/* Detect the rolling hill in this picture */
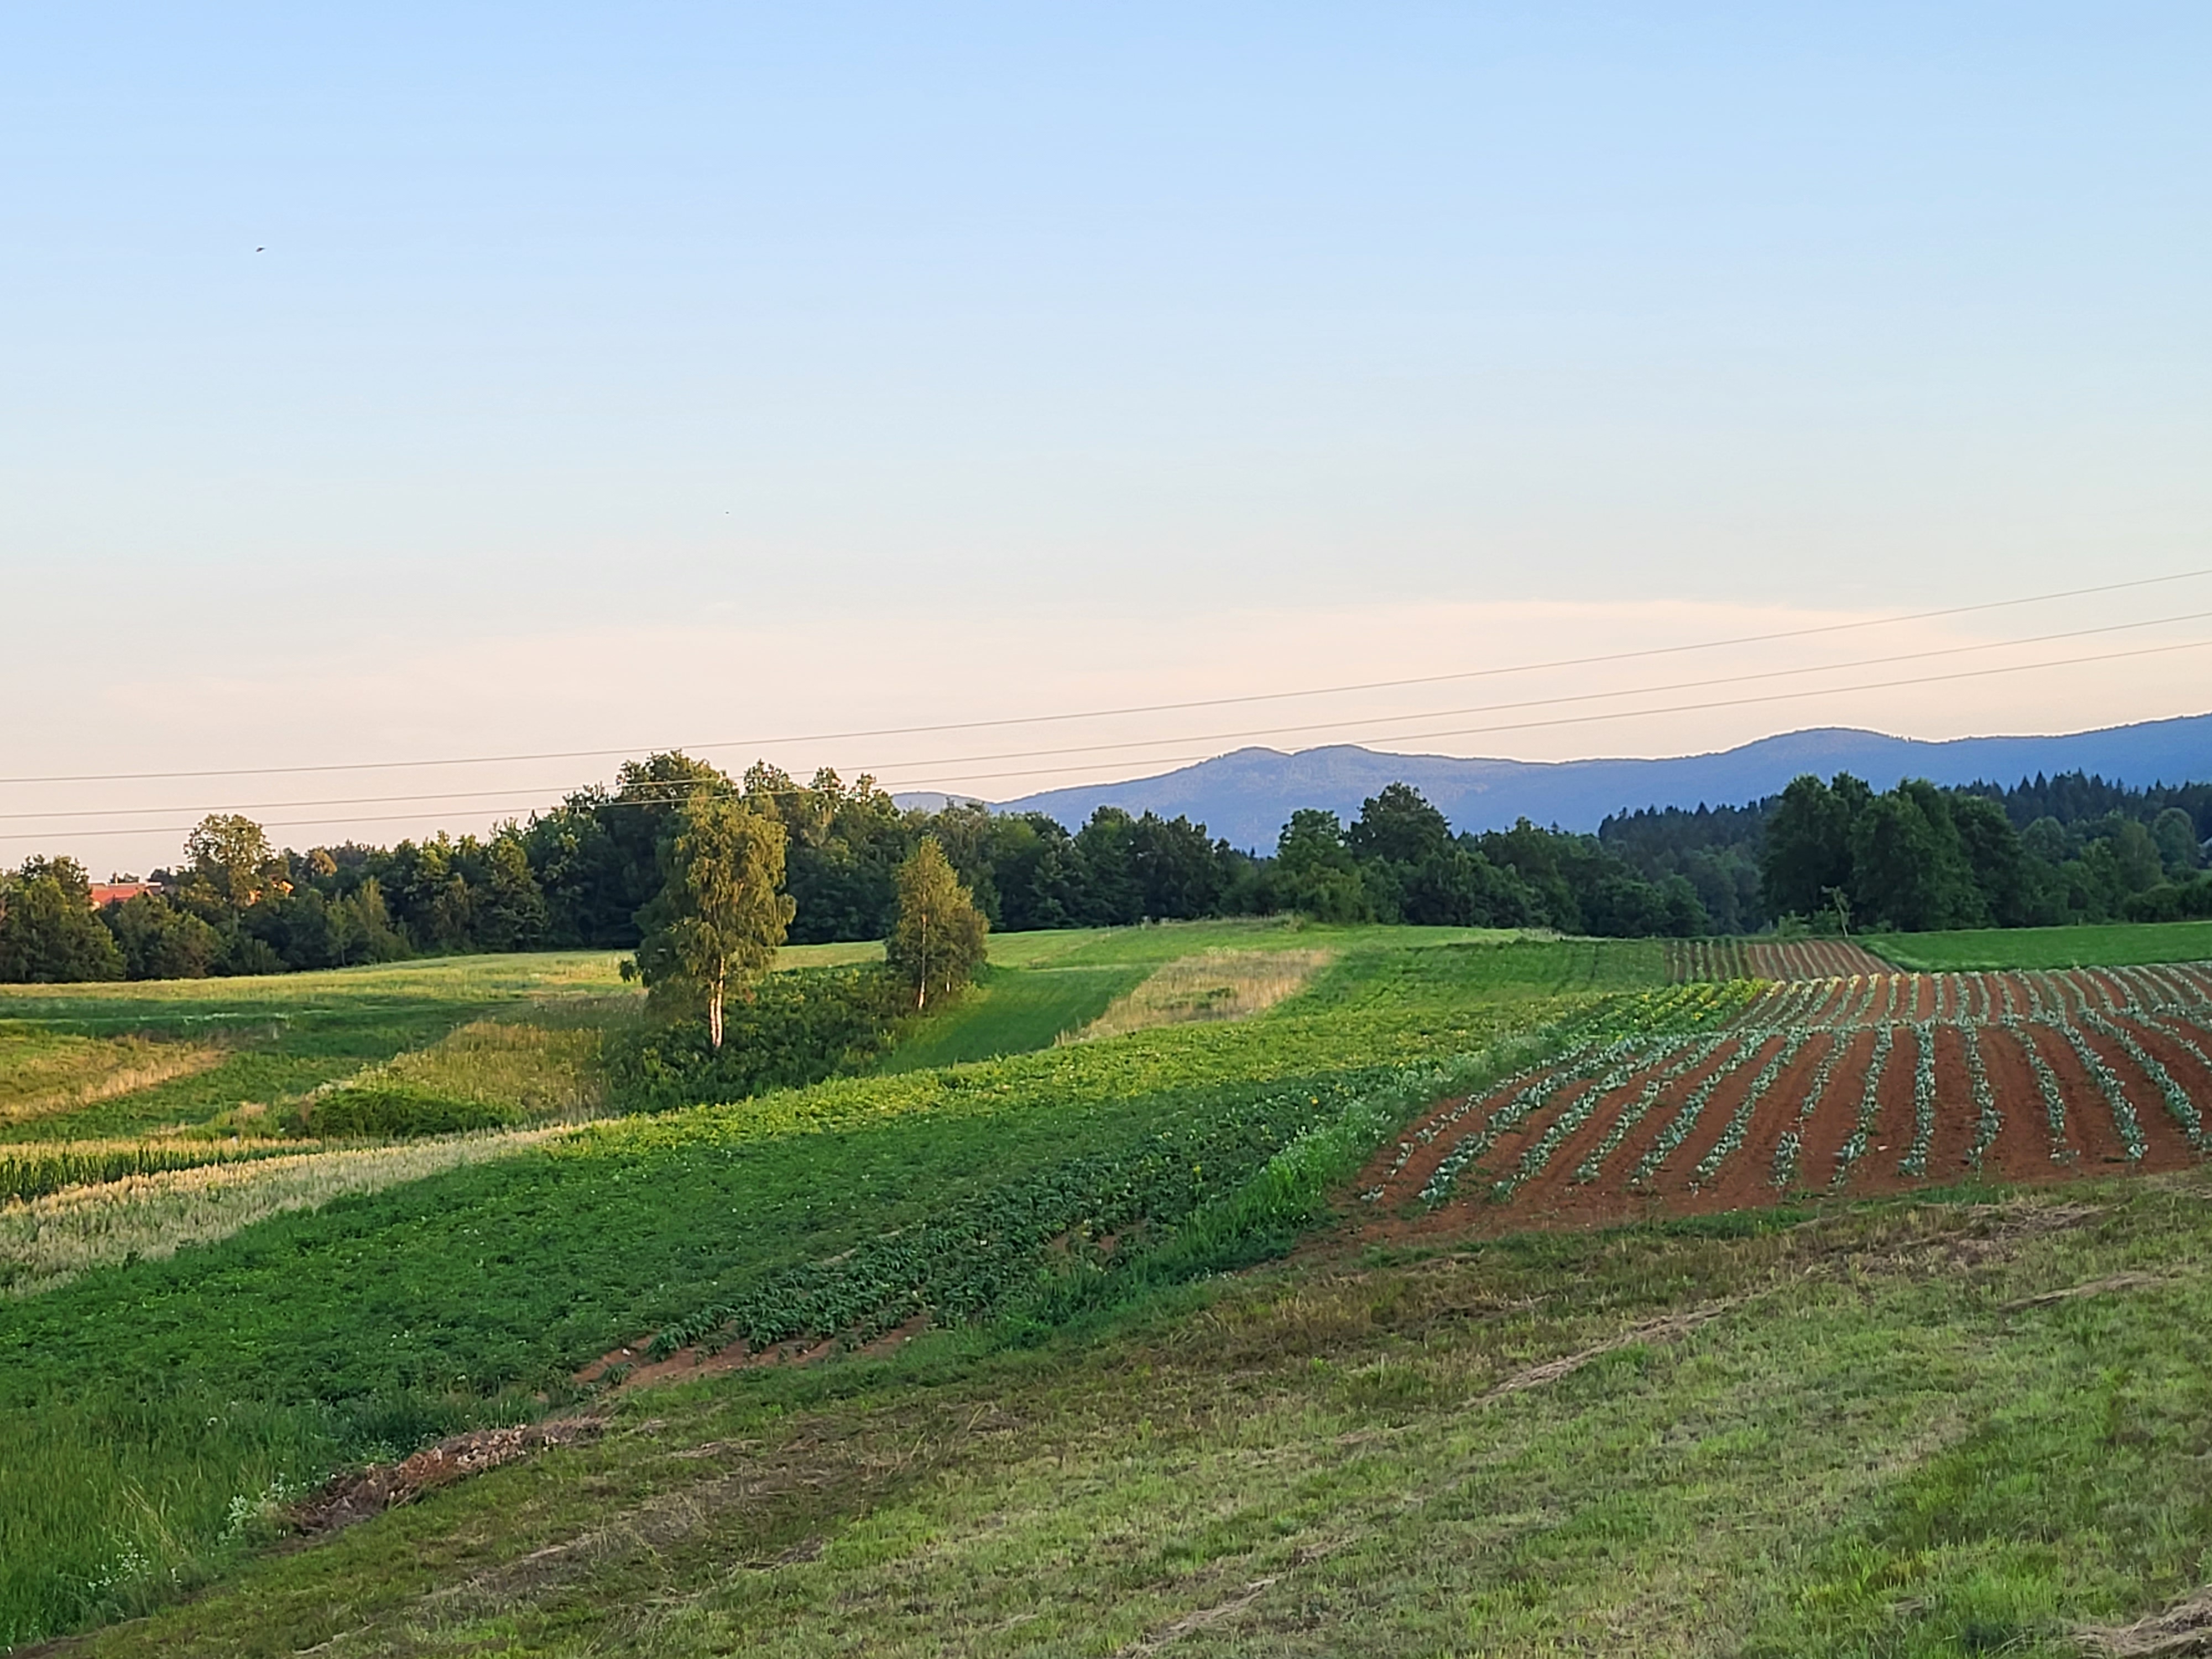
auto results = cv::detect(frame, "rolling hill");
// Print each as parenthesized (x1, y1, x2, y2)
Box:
(971, 711, 2212, 848)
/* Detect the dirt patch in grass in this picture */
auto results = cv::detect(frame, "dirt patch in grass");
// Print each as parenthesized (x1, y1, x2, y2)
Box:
(2076, 1583, 2212, 1656)
(290, 1417, 605, 1536)
(1117, 1577, 1281, 1655)
(1999, 1271, 2178, 1311)
(1483, 1301, 1736, 1399)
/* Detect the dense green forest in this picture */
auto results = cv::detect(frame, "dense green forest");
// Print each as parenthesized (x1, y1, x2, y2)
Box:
(3, 757, 2208, 983)
(1602, 770, 2212, 933)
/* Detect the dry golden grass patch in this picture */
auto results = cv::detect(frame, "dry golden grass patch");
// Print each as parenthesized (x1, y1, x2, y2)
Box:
(1070, 948, 1335, 1042)
(340, 1019, 608, 1120)
(0, 1126, 571, 1296)
(0, 1029, 224, 1126)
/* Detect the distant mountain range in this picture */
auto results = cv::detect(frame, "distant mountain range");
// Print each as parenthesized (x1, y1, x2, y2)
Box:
(895, 712, 2212, 849)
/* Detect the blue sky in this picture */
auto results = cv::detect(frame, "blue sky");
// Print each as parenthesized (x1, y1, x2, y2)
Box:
(4, 5, 2209, 864)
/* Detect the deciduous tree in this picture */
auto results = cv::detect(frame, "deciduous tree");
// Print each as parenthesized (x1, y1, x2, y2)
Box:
(632, 796, 796, 1048)
(184, 815, 285, 910)
(886, 837, 988, 1010)
(0, 858, 123, 983)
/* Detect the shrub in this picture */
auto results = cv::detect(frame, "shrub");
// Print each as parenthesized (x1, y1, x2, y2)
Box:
(604, 964, 905, 1111)
(2123, 873, 2212, 922)
(295, 1085, 514, 1138)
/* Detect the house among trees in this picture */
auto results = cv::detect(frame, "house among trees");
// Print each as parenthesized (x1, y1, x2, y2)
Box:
(86, 880, 160, 908)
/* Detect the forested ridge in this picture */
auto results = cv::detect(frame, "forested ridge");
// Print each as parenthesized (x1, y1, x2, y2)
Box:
(2, 756, 2209, 982)
(1601, 769, 2212, 933)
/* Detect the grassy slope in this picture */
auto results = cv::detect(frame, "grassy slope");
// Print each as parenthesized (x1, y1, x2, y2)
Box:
(0, 935, 1618, 1647)
(0, 954, 637, 1142)
(872, 964, 1147, 1072)
(53, 1172, 2212, 1659)
(988, 917, 1521, 968)
(1869, 919, 2212, 972)
(0, 929, 1531, 1141)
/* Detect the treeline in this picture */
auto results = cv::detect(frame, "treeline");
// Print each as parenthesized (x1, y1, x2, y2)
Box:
(0, 754, 1706, 982)
(1603, 769, 2212, 932)
(11, 754, 2205, 984)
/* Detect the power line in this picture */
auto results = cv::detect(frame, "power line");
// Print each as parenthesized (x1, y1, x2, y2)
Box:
(875, 635, 2212, 792)
(8, 634, 2209, 843)
(4, 565, 2208, 789)
(8, 604, 2212, 825)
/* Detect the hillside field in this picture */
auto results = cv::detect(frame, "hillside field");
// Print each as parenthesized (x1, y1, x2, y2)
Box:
(1378, 964, 2212, 1239)
(1, 919, 2209, 1655)
(0, 926, 1590, 1648)
(1870, 919, 2212, 972)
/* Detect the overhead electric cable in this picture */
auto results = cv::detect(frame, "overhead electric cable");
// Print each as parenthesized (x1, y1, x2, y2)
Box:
(3, 565, 2208, 787)
(10, 633, 2210, 843)
(869, 635, 2212, 792)
(10, 603, 2212, 825)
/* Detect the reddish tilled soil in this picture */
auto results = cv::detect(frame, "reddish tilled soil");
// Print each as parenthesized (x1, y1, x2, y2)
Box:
(1672, 938, 1893, 983)
(1922, 1023, 1981, 1179)
(2115, 1014, 2212, 1112)
(2020, 1023, 2135, 1168)
(1676, 1030, 1836, 1215)
(1974, 1025, 2072, 1177)
(1369, 965, 2212, 1241)
(1840, 1022, 1922, 1198)
(1641, 1032, 1790, 1199)
(2072, 1023, 2197, 1165)
(1496, 1040, 1754, 1232)
(1792, 1026, 1876, 1189)
(291, 1418, 603, 1536)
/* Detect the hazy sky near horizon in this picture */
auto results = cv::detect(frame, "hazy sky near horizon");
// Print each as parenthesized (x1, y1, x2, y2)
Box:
(5, 4, 2210, 868)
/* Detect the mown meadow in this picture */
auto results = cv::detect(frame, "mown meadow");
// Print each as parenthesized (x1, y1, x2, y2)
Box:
(0, 953, 635, 1144)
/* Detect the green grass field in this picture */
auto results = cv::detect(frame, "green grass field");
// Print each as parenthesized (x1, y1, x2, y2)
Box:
(984, 916, 1520, 969)
(870, 963, 1147, 1071)
(0, 954, 637, 1143)
(1869, 918, 2212, 972)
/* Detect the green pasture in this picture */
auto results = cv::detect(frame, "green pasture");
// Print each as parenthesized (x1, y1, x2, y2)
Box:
(871, 963, 1146, 1072)
(770, 939, 888, 970)
(1869, 918, 2212, 972)
(0, 935, 1616, 1647)
(0, 955, 637, 1144)
(0, 928, 1536, 1145)
(985, 916, 1520, 968)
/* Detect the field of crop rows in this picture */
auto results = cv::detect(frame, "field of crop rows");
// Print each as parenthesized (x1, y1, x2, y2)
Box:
(1667, 937, 1895, 983)
(1366, 963, 2212, 1232)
